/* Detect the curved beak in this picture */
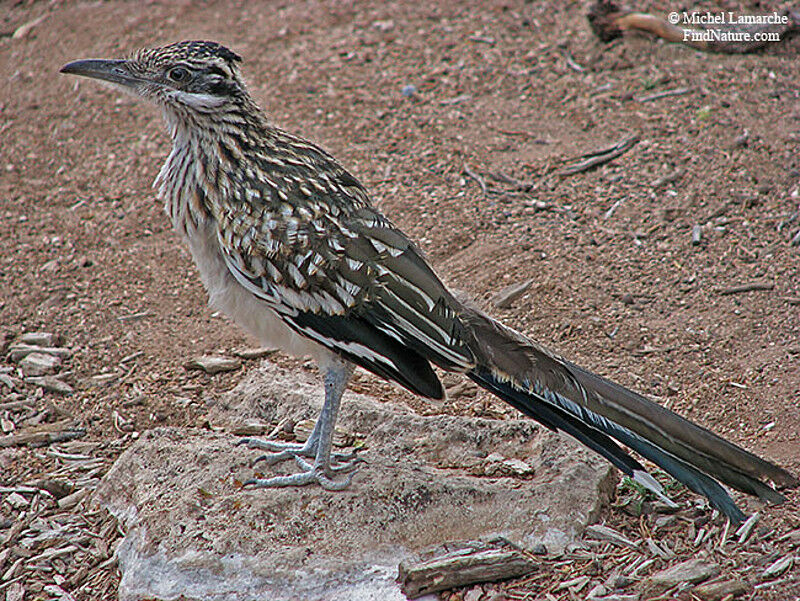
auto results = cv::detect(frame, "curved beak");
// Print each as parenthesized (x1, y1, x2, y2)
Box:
(60, 59, 140, 88)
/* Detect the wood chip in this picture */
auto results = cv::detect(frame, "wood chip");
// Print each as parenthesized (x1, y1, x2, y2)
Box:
(25, 376, 74, 395)
(693, 578, 751, 600)
(645, 559, 719, 590)
(397, 539, 538, 597)
(232, 347, 278, 360)
(184, 356, 241, 374)
(762, 555, 794, 579)
(8, 344, 71, 362)
(735, 512, 759, 544)
(18, 353, 61, 376)
(19, 332, 59, 347)
(585, 524, 640, 550)
(491, 279, 534, 309)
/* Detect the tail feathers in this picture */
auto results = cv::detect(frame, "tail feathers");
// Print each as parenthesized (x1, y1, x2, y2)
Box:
(461, 308, 798, 524)
(470, 368, 746, 523)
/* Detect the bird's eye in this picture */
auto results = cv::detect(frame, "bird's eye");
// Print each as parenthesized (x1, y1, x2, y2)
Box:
(167, 67, 190, 82)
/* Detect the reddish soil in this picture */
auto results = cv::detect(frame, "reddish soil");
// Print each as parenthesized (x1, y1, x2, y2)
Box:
(1, 1, 798, 600)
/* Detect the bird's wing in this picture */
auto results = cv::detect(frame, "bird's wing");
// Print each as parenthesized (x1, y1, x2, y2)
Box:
(213, 159, 475, 398)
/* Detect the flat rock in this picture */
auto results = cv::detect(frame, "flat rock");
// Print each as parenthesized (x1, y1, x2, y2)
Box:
(95, 361, 615, 601)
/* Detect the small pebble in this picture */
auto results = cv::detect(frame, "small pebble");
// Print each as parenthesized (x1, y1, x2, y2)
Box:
(401, 84, 416, 97)
(691, 224, 702, 245)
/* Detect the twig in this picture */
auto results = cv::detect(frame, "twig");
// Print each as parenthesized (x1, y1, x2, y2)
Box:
(558, 134, 639, 176)
(718, 281, 774, 295)
(557, 46, 586, 72)
(488, 125, 552, 144)
(636, 87, 692, 103)
(463, 163, 487, 197)
(116, 311, 153, 322)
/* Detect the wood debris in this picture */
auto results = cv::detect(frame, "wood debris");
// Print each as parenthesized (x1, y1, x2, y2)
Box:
(557, 135, 639, 176)
(398, 539, 538, 597)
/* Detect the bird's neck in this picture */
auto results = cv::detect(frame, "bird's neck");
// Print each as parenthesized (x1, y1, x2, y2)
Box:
(154, 101, 268, 238)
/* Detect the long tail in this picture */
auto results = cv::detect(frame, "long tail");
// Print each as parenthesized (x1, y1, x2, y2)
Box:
(461, 308, 798, 524)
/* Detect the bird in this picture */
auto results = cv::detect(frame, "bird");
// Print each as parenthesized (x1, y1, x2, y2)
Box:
(61, 40, 797, 524)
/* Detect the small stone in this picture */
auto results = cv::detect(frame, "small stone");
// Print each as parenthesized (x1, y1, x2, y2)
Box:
(587, 583, 607, 598)
(646, 559, 719, 590)
(5, 492, 29, 509)
(372, 19, 395, 32)
(691, 225, 702, 246)
(19, 332, 59, 347)
(19, 352, 61, 376)
(184, 356, 241, 375)
(483, 453, 535, 478)
(401, 84, 417, 97)
(620, 293, 635, 306)
(762, 555, 794, 579)
(694, 578, 750, 600)
(464, 588, 483, 601)
(25, 375, 74, 395)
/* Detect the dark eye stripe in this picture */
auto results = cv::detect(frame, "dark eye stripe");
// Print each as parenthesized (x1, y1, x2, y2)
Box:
(206, 65, 227, 77)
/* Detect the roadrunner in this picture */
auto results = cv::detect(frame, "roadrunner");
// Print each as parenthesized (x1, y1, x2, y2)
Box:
(62, 41, 796, 523)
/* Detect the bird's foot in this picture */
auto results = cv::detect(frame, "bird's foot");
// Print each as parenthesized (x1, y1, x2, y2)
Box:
(244, 465, 354, 491)
(237, 437, 359, 472)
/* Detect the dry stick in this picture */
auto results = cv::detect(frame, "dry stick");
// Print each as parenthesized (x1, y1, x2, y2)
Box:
(588, 0, 800, 54)
(558, 134, 639, 176)
(718, 281, 775, 295)
(636, 87, 692, 103)
(463, 163, 488, 197)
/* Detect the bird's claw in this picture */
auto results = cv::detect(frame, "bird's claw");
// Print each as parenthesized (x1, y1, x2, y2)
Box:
(244, 467, 354, 491)
(238, 437, 362, 488)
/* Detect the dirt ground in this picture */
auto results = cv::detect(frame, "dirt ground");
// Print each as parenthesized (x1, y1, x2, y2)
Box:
(1, 0, 799, 599)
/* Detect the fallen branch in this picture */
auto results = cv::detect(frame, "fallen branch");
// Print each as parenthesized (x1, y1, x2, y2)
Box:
(558, 134, 639, 176)
(588, 0, 800, 54)
(397, 539, 538, 598)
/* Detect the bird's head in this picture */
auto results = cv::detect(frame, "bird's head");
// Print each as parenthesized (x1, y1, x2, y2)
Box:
(61, 41, 249, 116)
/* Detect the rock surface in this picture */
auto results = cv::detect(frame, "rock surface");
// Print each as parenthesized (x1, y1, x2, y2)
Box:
(94, 361, 615, 601)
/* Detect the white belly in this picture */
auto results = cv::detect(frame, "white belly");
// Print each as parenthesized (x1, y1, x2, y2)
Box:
(182, 220, 334, 366)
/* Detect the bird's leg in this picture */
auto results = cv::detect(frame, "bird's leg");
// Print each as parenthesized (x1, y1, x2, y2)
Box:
(243, 362, 359, 490)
